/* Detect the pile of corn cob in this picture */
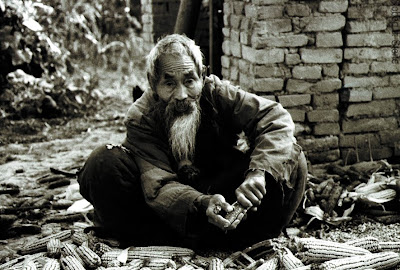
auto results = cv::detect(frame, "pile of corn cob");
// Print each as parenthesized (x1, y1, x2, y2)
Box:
(1, 227, 400, 270)
(303, 162, 400, 226)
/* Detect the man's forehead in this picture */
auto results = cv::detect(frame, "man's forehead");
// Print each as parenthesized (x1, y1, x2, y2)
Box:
(159, 54, 196, 75)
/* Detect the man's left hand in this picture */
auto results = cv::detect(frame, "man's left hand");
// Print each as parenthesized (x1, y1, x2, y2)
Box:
(235, 170, 266, 211)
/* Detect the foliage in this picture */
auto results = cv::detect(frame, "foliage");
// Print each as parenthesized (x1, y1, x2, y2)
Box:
(0, 0, 144, 120)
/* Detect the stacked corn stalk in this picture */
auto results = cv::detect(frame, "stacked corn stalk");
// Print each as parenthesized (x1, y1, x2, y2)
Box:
(303, 161, 400, 226)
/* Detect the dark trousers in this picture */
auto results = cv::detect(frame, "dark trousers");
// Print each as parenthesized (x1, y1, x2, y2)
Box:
(77, 144, 307, 249)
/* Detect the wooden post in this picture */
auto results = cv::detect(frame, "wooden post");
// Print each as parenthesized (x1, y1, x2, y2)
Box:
(209, 0, 214, 74)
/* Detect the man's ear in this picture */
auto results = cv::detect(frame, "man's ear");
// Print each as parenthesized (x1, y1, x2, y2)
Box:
(202, 65, 207, 78)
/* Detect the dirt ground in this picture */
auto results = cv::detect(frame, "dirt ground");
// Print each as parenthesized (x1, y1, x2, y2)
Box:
(1, 67, 400, 268)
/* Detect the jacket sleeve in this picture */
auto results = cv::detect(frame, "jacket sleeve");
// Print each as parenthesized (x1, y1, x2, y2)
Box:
(204, 75, 301, 186)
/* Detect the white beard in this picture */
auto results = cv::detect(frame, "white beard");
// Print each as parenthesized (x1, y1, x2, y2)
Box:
(168, 104, 201, 163)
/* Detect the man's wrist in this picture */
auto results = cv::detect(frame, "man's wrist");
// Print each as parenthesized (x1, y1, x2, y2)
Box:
(194, 194, 211, 212)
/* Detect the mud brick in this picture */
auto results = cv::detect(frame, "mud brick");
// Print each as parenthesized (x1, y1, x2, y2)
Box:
(254, 19, 292, 33)
(239, 72, 253, 90)
(238, 59, 251, 72)
(314, 123, 341, 135)
(241, 17, 252, 31)
(301, 49, 343, 63)
(343, 76, 389, 88)
(223, 14, 229, 27)
(304, 14, 346, 31)
(347, 33, 393, 47)
(298, 136, 339, 152)
(242, 46, 285, 64)
(316, 32, 343, 48)
(221, 68, 230, 79)
(292, 66, 322, 79)
(371, 62, 400, 73)
(230, 66, 239, 81)
(343, 147, 393, 163)
(278, 94, 312, 107)
(221, 56, 230, 69)
(222, 27, 230, 38)
(319, 0, 348, 13)
(252, 0, 289, 4)
(286, 4, 311, 17)
(223, 2, 233, 14)
(347, 6, 374, 19)
(308, 149, 341, 163)
(380, 130, 400, 146)
(346, 20, 387, 33)
(339, 133, 381, 148)
(323, 65, 340, 77)
(252, 34, 308, 48)
(294, 123, 312, 136)
(313, 93, 339, 109)
(390, 75, 400, 85)
(341, 89, 372, 102)
(230, 41, 242, 57)
(286, 53, 301, 65)
(346, 100, 396, 118)
(240, 32, 251, 45)
(141, 14, 153, 24)
(373, 87, 400, 99)
(222, 40, 231, 55)
(311, 79, 342, 93)
(230, 29, 240, 42)
(230, 14, 242, 29)
(254, 65, 290, 78)
(343, 63, 370, 74)
(307, 109, 339, 122)
(245, 5, 284, 19)
(253, 78, 284, 92)
(342, 117, 398, 134)
(344, 48, 392, 61)
(287, 79, 313, 93)
(287, 109, 306, 122)
(233, 1, 245, 15)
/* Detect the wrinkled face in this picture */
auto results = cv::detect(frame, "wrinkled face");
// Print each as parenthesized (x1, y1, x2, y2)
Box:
(155, 54, 203, 115)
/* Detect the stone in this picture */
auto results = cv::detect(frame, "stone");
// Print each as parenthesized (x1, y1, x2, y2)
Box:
(341, 89, 373, 102)
(319, 0, 349, 13)
(254, 65, 290, 78)
(314, 123, 341, 135)
(292, 66, 322, 79)
(301, 49, 343, 63)
(343, 76, 389, 88)
(242, 46, 285, 64)
(286, 4, 311, 17)
(252, 34, 308, 48)
(371, 62, 400, 73)
(307, 109, 340, 122)
(254, 19, 292, 33)
(312, 79, 342, 93)
(287, 109, 306, 122)
(347, 33, 393, 47)
(304, 14, 346, 32)
(298, 136, 339, 152)
(285, 53, 301, 65)
(221, 56, 230, 68)
(342, 117, 398, 134)
(286, 79, 313, 93)
(316, 32, 343, 48)
(346, 100, 396, 118)
(323, 65, 340, 77)
(313, 93, 339, 109)
(343, 63, 370, 74)
(230, 41, 242, 57)
(230, 14, 242, 29)
(344, 48, 392, 61)
(253, 78, 284, 92)
(245, 4, 284, 19)
(278, 94, 312, 107)
(373, 87, 400, 99)
(346, 20, 387, 33)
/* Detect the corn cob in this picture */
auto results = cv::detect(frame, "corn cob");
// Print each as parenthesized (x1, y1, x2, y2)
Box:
(145, 258, 177, 270)
(22, 260, 37, 270)
(132, 246, 195, 257)
(362, 189, 397, 204)
(71, 231, 89, 246)
(380, 241, 400, 252)
(243, 259, 264, 270)
(104, 259, 122, 268)
(101, 250, 172, 265)
(281, 247, 305, 270)
(60, 255, 86, 270)
(354, 182, 387, 194)
(47, 238, 62, 258)
(209, 258, 224, 270)
(177, 264, 196, 270)
(295, 238, 371, 263)
(60, 243, 85, 266)
(345, 236, 381, 252)
(319, 251, 400, 270)
(224, 201, 248, 224)
(42, 258, 60, 270)
(255, 257, 279, 270)
(127, 259, 144, 270)
(76, 245, 102, 268)
(20, 230, 72, 255)
(93, 242, 112, 257)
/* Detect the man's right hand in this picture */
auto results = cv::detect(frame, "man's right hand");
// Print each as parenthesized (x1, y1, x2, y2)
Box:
(203, 194, 244, 231)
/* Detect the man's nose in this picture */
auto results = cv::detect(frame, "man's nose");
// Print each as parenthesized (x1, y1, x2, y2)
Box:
(174, 84, 188, 101)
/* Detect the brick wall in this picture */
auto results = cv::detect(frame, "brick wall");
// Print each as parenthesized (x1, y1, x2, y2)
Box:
(220, 0, 400, 165)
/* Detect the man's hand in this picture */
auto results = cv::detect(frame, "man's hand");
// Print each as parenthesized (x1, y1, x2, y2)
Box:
(235, 170, 266, 211)
(199, 194, 244, 231)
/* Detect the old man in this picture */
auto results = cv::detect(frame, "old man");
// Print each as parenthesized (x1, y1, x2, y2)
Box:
(77, 34, 307, 249)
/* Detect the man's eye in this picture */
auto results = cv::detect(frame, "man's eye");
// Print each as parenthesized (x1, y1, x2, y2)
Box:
(165, 81, 175, 87)
(185, 78, 195, 86)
